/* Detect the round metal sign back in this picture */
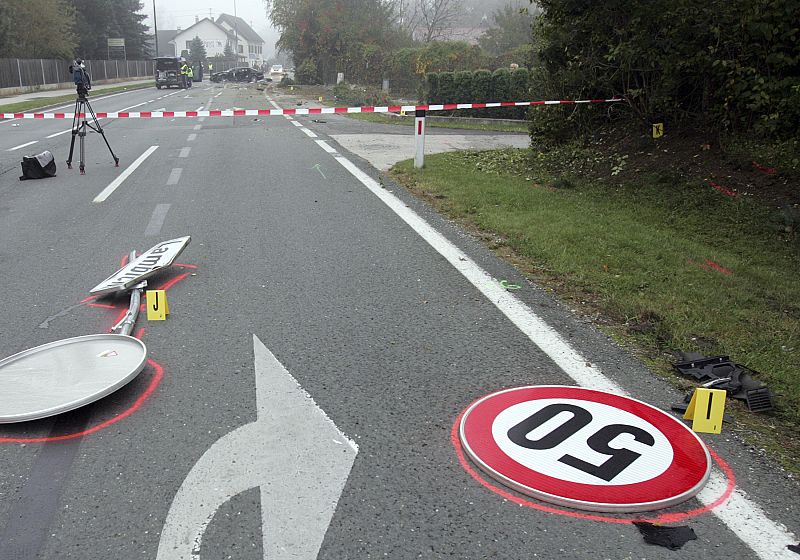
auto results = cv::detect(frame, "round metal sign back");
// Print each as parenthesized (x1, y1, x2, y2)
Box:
(459, 386, 711, 513)
(0, 334, 148, 423)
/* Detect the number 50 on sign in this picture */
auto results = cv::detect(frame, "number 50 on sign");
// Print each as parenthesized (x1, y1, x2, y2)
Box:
(459, 386, 711, 513)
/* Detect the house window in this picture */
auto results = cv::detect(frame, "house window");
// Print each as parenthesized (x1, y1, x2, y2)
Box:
(186, 41, 191, 50)
(238, 45, 243, 53)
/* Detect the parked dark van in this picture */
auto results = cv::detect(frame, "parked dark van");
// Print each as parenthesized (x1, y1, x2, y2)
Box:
(155, 57, 183, 89)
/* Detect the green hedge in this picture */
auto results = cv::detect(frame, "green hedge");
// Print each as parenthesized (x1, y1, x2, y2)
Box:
(426, 68, 531, 119)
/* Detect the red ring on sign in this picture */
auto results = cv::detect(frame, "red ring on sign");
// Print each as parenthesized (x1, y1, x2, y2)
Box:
(461, 386, 710, 508)
(452, 390, 737, 523)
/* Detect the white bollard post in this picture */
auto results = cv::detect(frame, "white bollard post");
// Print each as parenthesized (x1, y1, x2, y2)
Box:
(414, 109, 426, 169)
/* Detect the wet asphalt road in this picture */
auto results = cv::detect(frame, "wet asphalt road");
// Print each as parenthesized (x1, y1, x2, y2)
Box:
(0, 81, 797, 559)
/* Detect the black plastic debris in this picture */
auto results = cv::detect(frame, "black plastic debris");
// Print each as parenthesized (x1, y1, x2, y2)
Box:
(633, 521, 697, 550)
(19, 150, 56, 181)
(788, 542, 800, 554)
(673, 352, 774, 412)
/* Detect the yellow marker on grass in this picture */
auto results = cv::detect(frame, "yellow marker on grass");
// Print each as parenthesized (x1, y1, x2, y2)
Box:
(146, 290, 169, 321)
(652, 123, 664, 139)
(683, 387, 726, 434)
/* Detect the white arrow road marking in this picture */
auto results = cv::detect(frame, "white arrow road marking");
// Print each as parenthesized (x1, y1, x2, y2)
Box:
(157, 334, 358, 560)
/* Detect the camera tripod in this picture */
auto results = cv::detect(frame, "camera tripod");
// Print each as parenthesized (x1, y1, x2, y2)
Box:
(66, 89, 119, 174)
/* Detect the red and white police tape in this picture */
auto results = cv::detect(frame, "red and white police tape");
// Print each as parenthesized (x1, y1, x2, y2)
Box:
(0, 97, 623, 120)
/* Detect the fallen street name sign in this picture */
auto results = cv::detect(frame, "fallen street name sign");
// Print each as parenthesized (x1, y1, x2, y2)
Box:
(459, 386, 711, 513)
(90, 236, 191, 295)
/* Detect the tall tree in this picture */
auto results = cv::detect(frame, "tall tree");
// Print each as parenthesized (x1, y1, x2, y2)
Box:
(264, 0, 398, 79)
(71, 0, 150, 58)
(188, 36, 207, 66)
(416, 0, 461, 42)
(0, 0, 77, 58)
(478, 3, 536, 56)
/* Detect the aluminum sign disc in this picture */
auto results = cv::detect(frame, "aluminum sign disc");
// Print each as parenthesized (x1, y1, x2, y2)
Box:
(459, 386, 711, 513)
(0, 334, 147, 423)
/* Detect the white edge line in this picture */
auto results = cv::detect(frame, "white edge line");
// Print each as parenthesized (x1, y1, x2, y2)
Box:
(321, 148, 798, 559)
(300, 128, 318, 138)
(93, 146, 158, 203)
(314, 140, 337, 154)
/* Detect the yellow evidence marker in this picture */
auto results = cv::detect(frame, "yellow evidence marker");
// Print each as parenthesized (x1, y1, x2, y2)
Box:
(683, 387, 726, 434)
(652, 123, 664, 138)
(146, 290, 169, 321)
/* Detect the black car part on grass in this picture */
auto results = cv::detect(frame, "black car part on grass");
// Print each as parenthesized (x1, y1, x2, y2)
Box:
(672, 353, 774, 412)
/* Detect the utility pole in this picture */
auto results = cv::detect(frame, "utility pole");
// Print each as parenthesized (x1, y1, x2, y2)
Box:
(153, 0, 159, 57)
(233, 0, 240, 64)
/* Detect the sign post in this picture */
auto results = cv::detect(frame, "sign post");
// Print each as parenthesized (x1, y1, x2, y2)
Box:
(459, 385, 711, 513)
(414, 109, 426, 169)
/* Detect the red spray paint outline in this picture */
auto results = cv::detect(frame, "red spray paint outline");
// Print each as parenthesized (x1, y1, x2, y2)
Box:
(451, 408, 736, 525)
(0, 262, 196, 444)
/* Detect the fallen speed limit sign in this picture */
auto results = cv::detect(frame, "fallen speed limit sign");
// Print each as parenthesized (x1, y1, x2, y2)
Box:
(459, 386, 711, 512)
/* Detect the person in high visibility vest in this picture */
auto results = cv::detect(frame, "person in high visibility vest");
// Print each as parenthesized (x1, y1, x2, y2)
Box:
(187, 65, 194, 88)
(179, 59, 189, 88)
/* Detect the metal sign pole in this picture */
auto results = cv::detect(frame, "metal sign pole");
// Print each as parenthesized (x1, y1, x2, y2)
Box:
(414, 109, 426, 169)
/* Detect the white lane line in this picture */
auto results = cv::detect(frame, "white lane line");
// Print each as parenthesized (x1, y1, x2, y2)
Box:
(0, 118, 18, 126)
(214, 91, 222, 98)
(166, 168, 183, 185)
(290, 121, 302, 127)
(198, 117, 205, 122)
(46, 129, 72, 138)
(118, 102, 148, 112)
(93, 145, 158, 203)
(300, 127, 317, 138)
(154, 108, 166, 112)
(192, 124, 201, 131)
(7, 140, 38, 151)
(178, 147, 191, 158)
(195, 106, 204, 112)
(314, 139, 337, 154)
(187, 133, 197, 141)
(321, 149, 798, 560)
(156, 335, 357, 560)
(284, 115, 293, 120)
(144, 203, 171, 237)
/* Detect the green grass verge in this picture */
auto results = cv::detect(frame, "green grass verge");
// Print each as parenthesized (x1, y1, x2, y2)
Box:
(344, 111, 529, 133)
(0, 81, 154, 113)
(391, 148, 800, 470)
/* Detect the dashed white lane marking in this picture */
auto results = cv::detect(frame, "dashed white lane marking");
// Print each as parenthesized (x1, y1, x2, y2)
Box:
(290, 121, 302, 127)
(46, 129, 72, 138)
(192, 124, 201, 131)
(187, 133, 197, 141)
(7, 140, 38, 151)
(156, 335, 357, 560)
(300, 128, 317, 138)
(166, 168, 183, 185)
(315, 142, 798, 560)
(93, 145, 158, 203)
(144, 203, 171, 237)
(118, 101, 148, 112)
(0, 118, 18, 125)
(178, 147, 191, 158)
(314, 139, 337, 154)
(214, 91, 223, 98)
(195, 106, 204, 112)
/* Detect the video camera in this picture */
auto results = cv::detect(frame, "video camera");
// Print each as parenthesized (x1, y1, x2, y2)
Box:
(69, 59, 91, 96)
